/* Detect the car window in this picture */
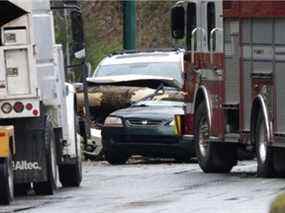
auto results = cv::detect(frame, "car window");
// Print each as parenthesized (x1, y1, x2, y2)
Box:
(94, 62, 183, 84)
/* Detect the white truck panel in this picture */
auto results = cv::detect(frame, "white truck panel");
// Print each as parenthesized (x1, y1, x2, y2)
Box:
(1, 15, 31, 45)
(53, 46, 77, 157)
(3, 29, 28, 46)
(32, 12, 55, 63)
(37, 63, 57, 105)
(64, 84, 77, 157)
(0, 45, 38, 99)
(5, 49, 30, 95)
(7, 0, 32, 13)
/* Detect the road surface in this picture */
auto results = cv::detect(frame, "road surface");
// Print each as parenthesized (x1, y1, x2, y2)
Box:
(1, 160, 284, 213)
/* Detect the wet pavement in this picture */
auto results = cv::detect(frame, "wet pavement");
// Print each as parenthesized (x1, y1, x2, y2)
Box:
(1, 160, 285, 213)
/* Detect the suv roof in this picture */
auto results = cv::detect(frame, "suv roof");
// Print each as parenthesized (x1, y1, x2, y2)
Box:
(99, 48, 184, 66)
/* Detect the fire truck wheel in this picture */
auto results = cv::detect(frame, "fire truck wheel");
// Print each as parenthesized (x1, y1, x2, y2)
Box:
(0, 156, 14, 205)
(59, 159, 82, 187)
(195, 102, 236, 173)
(34, 122, 57, 195)
(255, 112, 274, 177)
(105, 150, 129, 165)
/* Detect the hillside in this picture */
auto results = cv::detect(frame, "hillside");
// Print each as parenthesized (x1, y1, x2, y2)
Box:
(81, 1, 175, 71)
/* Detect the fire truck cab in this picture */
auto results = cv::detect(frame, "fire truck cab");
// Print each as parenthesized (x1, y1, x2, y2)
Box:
(171, 0, 285, 177)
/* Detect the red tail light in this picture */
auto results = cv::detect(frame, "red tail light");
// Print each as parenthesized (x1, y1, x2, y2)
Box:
(14, 102, 24, 113)
(26, 103, 33, 111)
(32, 109, 39, 116)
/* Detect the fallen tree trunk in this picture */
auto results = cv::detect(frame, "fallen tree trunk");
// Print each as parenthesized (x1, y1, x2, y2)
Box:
(76, 85, 155, 125)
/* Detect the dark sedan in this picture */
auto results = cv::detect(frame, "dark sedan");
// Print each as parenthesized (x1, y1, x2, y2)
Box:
(102, 100, 194, 164)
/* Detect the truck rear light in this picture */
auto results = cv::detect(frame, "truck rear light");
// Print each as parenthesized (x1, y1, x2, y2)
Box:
(32, 109, 39, 116)
(1, 103, 12, 114)
(26, 103, 33, 111)
(14, 102, 24, 113)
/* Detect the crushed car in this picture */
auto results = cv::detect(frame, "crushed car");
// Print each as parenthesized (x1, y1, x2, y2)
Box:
(76, 49, 194, 162)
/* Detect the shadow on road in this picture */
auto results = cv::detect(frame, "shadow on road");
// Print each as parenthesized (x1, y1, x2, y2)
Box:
(126, 156, 198, 165)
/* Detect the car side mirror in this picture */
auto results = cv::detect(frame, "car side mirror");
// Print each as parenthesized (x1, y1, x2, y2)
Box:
(171, 5, 185, 39)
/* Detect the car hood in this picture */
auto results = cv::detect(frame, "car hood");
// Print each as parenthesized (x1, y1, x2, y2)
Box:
(87, 74, 182, 89)
(110, 105, 184, 120)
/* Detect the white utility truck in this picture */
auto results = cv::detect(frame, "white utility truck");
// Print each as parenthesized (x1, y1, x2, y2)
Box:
(0, 0, 86, 204)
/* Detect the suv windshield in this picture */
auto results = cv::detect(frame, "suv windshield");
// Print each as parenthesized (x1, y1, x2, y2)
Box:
(94, 62, 183, 84)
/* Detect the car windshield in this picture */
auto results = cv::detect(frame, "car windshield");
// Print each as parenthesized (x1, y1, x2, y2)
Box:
(94, 62, 183, 84)
(132, 100, 184, 107)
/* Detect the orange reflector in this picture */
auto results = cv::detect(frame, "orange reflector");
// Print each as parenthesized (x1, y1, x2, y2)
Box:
(0, 132, 5, 137)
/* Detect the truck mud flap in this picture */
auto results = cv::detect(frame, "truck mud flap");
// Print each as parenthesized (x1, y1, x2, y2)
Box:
(13, 129, 47, 184)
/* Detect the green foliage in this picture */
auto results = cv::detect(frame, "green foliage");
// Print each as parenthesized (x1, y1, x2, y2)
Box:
(81, 1, 176, 74)
(53, 1, 178, 79)
(86, 40, 122, 74)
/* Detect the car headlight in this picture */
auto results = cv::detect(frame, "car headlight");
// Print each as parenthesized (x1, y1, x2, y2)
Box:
(104, 116, 123, 127)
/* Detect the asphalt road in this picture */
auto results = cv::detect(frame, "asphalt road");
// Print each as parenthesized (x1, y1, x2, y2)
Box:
(1, 159, 285, 213)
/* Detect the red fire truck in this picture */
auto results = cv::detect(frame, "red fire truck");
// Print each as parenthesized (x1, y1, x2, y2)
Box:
(171, 0, 285, 177)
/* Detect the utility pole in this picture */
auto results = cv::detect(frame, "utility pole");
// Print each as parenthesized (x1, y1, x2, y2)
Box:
(122, 0, 136, 50)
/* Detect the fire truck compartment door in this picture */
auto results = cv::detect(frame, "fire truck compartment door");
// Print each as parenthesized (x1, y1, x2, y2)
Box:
(5, 48, 30, 95)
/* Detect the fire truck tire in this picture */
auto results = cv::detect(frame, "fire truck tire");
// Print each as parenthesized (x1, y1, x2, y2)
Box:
(34, 122, 57, 195)
(255, 112, 274, 178)
(59, 159, 82, 187)
(0, 156, 14, 205)
(105, 150, 129, 165)
(195, 102, 236, 173)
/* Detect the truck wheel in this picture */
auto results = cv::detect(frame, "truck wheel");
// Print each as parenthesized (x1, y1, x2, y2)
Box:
(34, 122, 57, 195)
(59, 159, 82, 187)
(255, 112, 274, 177)
(195, 102, 236, 173)
(0, 156, 14, 205)
(105, 151, 128, 165)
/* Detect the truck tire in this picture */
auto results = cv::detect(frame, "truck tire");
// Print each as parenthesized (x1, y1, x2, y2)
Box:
(34, 121, 57, 195)
(59, 159, 82, 187)
(255, 111, 274, 177)
(195, 102, 236, 173)
(0, 156, 14, 205)
(105, 150, 128, 165)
